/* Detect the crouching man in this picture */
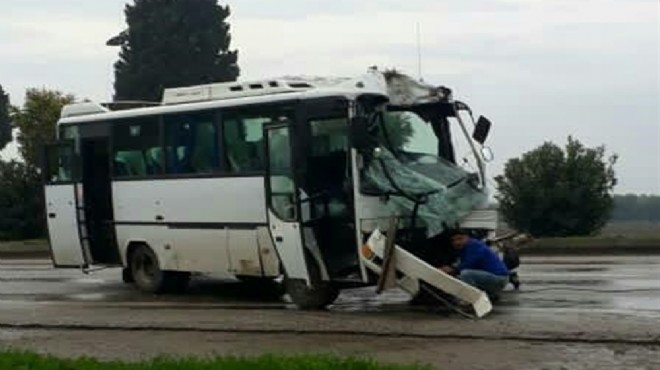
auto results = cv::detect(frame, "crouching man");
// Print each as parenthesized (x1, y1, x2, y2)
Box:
(440, 229, 509, 300)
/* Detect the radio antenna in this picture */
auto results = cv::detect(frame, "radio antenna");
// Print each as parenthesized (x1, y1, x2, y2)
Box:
(416, 22, 423, 82)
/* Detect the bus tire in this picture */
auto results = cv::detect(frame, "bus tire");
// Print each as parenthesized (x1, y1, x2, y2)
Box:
(129, 244, 180, 294)
(284, 253, 339, 310)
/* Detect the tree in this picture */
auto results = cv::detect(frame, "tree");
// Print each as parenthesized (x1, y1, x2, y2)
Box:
(495, 137, 617, 237)
(12, 88, 74, 170)
(0, 160, 44, 240)
(0, 85, 11, 151)
(112, 0, 239, 102)
(382, 112, 415, 150)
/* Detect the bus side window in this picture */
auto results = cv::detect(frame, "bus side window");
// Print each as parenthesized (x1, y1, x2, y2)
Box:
(164, 112, 219, 175)
(112, 117, 162, 178)
(222, 116, 269, 173)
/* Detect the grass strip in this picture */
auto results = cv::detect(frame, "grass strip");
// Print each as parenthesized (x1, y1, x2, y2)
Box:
(0, 351, 432, 370)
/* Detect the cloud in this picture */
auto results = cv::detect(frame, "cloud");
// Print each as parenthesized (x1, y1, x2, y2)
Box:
(0, 13, 122, 60)
(0, 0, 657, 193)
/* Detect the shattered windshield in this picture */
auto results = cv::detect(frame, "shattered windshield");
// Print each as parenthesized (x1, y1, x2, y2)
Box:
(381, 111, 435, 155)
(360, 109, 487, 236)
(378, 111, 479, 186)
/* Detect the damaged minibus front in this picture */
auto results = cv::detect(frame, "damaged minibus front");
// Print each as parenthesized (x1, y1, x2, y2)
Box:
(351, 70, 498, 316)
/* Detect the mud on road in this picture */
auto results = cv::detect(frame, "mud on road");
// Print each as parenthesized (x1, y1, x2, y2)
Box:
(0, 256, 658, 370)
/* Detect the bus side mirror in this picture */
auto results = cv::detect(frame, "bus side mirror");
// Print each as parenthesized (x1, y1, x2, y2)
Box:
(350, 116, 376, 151)
(472, 116, 492, 145)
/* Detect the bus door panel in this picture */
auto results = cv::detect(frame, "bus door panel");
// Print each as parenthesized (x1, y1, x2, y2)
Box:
(44, 142, 86, 267)
(267, 210, 308, 280)
(264, 124, 311, 282)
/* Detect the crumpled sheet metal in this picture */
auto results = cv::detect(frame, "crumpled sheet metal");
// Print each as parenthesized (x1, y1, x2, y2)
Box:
(362, 148, 487, 237)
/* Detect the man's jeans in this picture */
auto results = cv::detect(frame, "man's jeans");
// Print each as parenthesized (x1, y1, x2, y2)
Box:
(458, 269, 508, 296)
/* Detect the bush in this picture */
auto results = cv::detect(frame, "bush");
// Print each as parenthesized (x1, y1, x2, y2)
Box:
(0, 160, 45, 240)
(495, 136, 617, 237)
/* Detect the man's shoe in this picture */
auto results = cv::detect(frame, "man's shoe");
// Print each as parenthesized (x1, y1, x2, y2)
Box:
(509, 272, 521, 290)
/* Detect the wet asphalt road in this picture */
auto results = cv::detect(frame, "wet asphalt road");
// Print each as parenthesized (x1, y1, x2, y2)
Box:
(0, 256, 658, 316)
(0, 255, 658, 370)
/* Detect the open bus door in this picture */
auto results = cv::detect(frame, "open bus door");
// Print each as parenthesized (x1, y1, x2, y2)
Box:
(263, 122, 339, 308)
(263, 123, 310, 280)
(43, 141, 88, 267)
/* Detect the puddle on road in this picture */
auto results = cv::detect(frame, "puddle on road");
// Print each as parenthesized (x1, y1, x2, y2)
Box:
(561, 267, 609, 273)
(610, 296, 660, 311)
(524, 279, 607, 286)
(503, 296, 604, 309)
(524, 266, 610, 273)
(331, 289, 411, 313)
(67, 293, 112, 301)
(0, 277, 71, 283)
(72, 278, 109, 284)
(611, 278, 660, 289)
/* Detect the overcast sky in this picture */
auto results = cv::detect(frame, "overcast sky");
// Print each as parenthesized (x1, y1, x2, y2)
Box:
(1, 0, 658, 194)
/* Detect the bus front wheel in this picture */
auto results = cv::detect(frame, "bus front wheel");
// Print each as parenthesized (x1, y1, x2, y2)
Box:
(283, 254, 339, 310)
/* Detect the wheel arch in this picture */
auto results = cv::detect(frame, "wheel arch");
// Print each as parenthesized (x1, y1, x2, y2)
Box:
(121, 239, 149, 267)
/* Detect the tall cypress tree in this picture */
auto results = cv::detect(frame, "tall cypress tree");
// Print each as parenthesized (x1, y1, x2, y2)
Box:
(0, 85, 11, 151)
(112, 0, 239, 102)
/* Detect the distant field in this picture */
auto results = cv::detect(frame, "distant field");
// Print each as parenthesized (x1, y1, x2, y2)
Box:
(499, 220, 660, 238)
(0, 239, 48, 258)
(598, 221, 660, 238)
(500, 221, 660, 255)
(0, 351, 430, 370)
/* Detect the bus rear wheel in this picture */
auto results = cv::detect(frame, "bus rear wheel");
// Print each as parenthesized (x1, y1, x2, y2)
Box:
(284, 254, 339, 310)
(129, 244, 189, 294)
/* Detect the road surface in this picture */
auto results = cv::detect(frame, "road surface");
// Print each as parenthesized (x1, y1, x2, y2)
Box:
(0, 255, 658, 370)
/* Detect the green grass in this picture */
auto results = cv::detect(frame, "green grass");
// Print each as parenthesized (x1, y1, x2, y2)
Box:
(0, 351, 432, 370)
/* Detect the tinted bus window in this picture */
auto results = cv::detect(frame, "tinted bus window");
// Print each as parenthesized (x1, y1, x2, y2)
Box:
(222, 106, 294, 174)
(222, 115, 269, 173)
(112, 117, 162, 177)
(164, 112, 220, 174)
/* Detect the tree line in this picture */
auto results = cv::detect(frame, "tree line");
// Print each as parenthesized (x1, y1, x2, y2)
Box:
(611, 194, 660, 222)
(0, 0, 238, 240)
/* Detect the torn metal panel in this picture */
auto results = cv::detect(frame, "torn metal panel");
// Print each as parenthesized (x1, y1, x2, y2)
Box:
(361, 147, 487, 237)
(382, 70, 452, 106)
(363, 229, 493, 318)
